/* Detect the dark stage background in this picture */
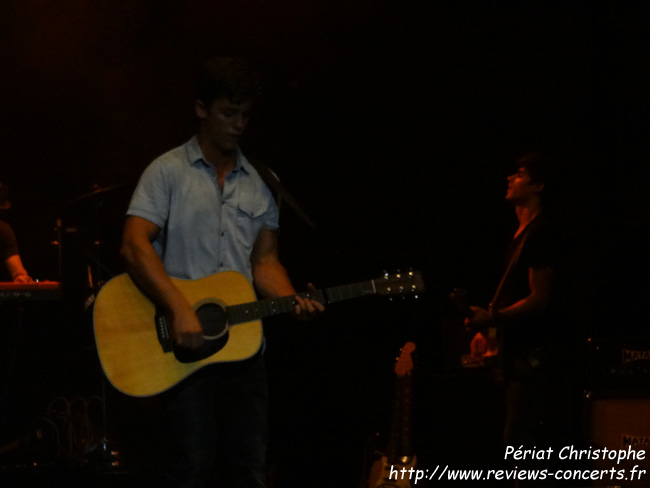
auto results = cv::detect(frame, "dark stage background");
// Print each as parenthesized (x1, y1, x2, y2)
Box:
(1, 1, 649, 486)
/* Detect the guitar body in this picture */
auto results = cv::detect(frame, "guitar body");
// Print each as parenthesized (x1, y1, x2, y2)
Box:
(93, 271, 262, 397)
(449, 287, 499, 359)
(367, 455, 416, 488)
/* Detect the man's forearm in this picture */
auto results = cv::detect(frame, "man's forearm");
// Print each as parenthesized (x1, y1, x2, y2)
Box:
(121, 236, 189, 315)
(498, 292, 549, 324)
(252, 258, 297, 299)
(6, 254, 32, 282)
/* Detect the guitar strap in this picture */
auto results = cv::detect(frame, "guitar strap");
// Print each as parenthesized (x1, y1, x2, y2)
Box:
(483, 222, 532, 357)
(248, 157, 319, 233)
(489, 223, 532, 312)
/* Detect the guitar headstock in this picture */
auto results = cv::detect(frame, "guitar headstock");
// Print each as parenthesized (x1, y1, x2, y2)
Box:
(374, 270, 425, 298)
(395, 342, 416, 377)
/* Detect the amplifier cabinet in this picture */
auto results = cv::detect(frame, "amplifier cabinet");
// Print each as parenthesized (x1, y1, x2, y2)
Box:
(584, 395, 650, 486)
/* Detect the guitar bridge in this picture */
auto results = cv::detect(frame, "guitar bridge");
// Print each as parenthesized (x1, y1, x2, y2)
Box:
(155, 308, 173, 353)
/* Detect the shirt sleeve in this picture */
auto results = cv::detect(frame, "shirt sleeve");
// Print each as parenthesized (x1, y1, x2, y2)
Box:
(260, 187, 280, 231)
(126, 158, 172, 229)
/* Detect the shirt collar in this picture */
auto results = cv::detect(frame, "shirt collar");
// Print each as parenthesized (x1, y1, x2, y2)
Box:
(186, 136, 251, 174)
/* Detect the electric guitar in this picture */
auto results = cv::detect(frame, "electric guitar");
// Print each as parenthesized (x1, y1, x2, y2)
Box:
(93, 270, 424, 397)
(366, 342, 416, 488)
(449, 287, 499, 360)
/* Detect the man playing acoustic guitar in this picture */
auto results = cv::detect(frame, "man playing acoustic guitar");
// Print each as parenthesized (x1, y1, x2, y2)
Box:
(121, 57, 323, 488)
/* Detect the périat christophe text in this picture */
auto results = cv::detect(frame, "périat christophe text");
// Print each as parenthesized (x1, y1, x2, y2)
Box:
(504, 444, 646, 464)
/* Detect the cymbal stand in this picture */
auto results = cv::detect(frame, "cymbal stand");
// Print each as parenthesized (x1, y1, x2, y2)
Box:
(84, 254, 121, 469)
(85, 375, 121, 469)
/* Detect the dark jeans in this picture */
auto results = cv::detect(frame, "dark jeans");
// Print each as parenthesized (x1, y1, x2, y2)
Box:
(162, 354, 268, 488)
(503, 375, 576, 487)
(503, 358, 574, 450)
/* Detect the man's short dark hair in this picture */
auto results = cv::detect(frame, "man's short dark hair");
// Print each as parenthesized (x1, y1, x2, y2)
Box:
(196, 57, 261, 107)
(516, 152, 559, 207)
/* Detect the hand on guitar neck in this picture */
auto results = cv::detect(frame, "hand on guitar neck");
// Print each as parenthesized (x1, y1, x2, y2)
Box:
(289, 283, 325, 321)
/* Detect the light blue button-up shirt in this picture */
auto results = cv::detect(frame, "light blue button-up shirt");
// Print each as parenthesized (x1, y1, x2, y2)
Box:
(127, 137, 279, 283)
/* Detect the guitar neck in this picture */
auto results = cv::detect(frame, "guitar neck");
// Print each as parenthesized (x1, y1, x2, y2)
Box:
(226, 280, 377, 325)
(386, 374, 414, 464)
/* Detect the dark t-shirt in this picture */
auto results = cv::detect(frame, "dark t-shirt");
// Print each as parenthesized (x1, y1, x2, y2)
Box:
(493, 216, 561, 372)
(495, 216, 557, 309)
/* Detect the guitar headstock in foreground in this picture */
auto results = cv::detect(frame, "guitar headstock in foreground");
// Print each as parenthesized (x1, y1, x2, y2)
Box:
(395, 341, 416, 377)
(374, 270, 425, 298)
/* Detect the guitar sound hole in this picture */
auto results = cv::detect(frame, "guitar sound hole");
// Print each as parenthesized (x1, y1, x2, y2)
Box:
(173, 302, 229, 364)
(197, 302, 228, 339)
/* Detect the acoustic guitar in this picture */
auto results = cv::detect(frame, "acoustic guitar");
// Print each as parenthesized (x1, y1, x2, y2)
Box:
(94, 270, 424, 397)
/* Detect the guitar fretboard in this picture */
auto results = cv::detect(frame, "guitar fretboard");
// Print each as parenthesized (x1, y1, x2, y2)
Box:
(387, 374, 414, 464)
(226, 280, 376, 325)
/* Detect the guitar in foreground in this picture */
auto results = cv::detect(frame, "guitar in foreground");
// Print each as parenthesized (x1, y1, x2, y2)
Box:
(366, 342, 417, 488)
(94, 270, 424, 397)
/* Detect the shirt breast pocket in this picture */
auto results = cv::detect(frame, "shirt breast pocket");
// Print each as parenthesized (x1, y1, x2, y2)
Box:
(235, 198, 271, 251)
